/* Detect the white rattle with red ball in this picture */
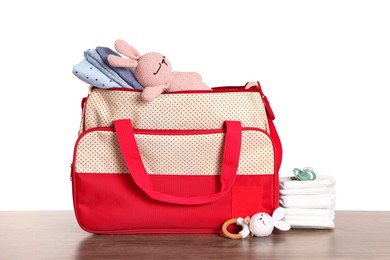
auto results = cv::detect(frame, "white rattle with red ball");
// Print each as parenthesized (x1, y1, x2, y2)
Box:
(222, 207, 291, 239)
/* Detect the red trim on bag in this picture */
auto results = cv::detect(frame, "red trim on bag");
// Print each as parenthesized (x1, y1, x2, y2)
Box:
(90, 85, 261, 94)
(245, 82, 276, 121)
(81, 97, 87, 109)
(134, 127, 270, 136)
(81, 94, 90, 134)
(268, 118, 282, 208)
(77, 125, 272, 139)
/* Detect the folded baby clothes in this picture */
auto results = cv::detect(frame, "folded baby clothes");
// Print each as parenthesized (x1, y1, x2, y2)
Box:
(279, 194, 336, 209)
(284, 212, 335, 222)
(73, 60, 120, 89)
(284, 208, 334, 217)
(280, 175, 335, 190)
(280, 187, 335, 195)
(284, 219, 335, 229)
(96, 47, 144, 90)
(280, 174, 336, 229)
(84, 49, 132, 89)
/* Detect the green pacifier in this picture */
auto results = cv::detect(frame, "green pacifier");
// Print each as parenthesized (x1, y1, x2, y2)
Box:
(293, 167, 316, 181)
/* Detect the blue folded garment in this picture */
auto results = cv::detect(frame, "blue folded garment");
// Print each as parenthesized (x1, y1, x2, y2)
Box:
(72, 59, 121, 89)
(96, 47, 144, 90)
(84, 49, 134, 89)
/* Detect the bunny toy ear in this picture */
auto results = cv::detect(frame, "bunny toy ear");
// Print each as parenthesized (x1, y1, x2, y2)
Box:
(274, 220, 291, 231)
(272, 207, 286, 221)
(108, 54, 138, 68)
(114, 39, 141, 60)
(272, 207, 291, 231)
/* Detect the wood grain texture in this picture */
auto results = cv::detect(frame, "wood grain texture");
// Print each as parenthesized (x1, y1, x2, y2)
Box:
(0, 211, 389, 259)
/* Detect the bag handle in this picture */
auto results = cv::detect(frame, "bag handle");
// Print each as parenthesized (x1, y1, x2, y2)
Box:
(114, 119, 242, 205)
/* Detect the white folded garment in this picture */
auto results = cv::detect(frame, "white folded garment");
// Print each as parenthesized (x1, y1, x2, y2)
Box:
(284, 208, 335, 217)
(280, 187, 335, 195)
(279, 175, 335, 190)
(285, 219, 335, 229)
(280, 194, 336, 209)
(284, 213, 335, 222)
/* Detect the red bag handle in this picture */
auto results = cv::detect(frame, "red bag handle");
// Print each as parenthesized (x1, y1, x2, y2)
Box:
(114, 119, 242, 205)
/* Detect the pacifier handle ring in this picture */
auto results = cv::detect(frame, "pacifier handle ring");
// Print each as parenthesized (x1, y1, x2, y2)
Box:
(222, 218, 243, 239)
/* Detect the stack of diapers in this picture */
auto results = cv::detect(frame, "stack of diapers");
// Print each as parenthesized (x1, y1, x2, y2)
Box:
(72, 47, 144, 90)
(279, 175, 336, 229)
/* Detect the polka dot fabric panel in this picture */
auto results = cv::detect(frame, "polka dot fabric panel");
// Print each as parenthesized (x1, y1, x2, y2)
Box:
(84, 88, 269, 133)
(75, 129, 274, 175)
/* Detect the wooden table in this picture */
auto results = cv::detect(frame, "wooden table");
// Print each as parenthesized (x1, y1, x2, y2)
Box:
(1, 211, 389, 259)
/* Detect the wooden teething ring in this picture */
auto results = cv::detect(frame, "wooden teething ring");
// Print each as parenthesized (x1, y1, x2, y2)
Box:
(222, 218, 243, 239)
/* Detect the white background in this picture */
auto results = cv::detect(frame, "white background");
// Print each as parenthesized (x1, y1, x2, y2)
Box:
(0, 0, 389, 211)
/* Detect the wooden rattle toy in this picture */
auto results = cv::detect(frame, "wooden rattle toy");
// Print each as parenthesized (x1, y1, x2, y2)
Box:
(222, 207, 290, 239)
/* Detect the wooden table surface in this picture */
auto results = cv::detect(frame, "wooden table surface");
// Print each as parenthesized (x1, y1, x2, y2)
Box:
(0, 211, 389, 260)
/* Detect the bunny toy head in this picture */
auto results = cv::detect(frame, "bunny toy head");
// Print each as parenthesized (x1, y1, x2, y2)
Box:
(249, 208, 290, 237)
(108, 39, 172, 87)
(222, 207, 290, 239)
(135, 52, 172, 86)
(108, 39, 210, 102)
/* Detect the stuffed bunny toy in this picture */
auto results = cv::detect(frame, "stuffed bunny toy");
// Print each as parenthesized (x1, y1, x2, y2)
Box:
(222, 207, 291, 239)
(107, 39, 211, 102)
